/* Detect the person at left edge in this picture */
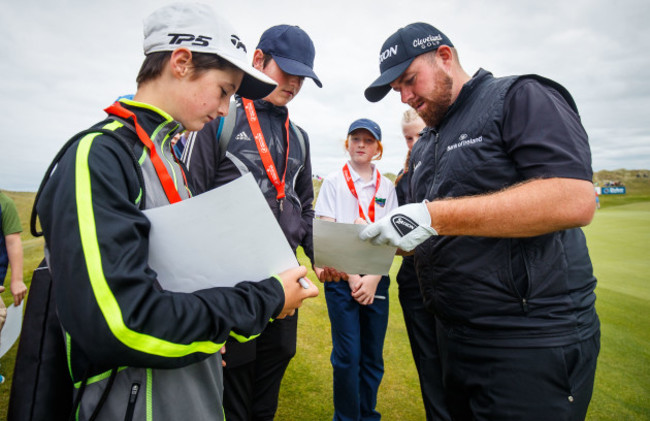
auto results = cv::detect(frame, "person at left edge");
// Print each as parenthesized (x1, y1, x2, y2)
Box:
(35, 3, 318, 420)
(0, 191, 28, 385)
(181, 25, 322, 420)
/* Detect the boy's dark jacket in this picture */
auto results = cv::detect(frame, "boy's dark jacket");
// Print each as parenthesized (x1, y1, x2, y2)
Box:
(182, 96, 315, 263)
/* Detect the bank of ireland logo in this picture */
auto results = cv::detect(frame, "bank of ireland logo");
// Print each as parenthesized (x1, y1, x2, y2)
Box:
(390, 214, 418, 237)
(231, 35, 247, 52)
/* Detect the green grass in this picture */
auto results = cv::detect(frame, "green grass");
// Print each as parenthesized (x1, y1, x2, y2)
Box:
(581, 202, 650, 420)
(1, 172, 649, 419)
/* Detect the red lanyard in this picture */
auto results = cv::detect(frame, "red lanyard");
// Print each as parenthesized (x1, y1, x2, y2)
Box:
(342, 163, 381, 222)
(104, 101, 185, 204)
(242, 98, 290, 200)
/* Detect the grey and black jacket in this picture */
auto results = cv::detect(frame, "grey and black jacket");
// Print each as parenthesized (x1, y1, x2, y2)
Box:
(37, 99, 285, 420)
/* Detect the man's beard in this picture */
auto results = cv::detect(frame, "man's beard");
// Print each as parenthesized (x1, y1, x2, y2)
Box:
(417, 70, 453, 128)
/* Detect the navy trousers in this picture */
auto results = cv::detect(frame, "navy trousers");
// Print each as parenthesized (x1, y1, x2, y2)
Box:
(325, 276, 390, 421)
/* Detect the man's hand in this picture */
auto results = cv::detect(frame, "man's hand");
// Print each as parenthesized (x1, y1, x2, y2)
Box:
(277, 266, 319, 318)
(359, 202, 437, 251)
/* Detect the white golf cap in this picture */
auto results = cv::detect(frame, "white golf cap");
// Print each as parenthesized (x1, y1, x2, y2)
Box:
(143, 2, 276, 99)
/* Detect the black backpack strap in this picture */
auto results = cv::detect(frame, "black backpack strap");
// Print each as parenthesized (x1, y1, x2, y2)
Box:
(290, 121, 306, 163)
(30, 126, 146, 237)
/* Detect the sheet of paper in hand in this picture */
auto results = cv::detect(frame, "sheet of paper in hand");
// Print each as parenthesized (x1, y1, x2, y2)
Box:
(0, 302, 23, 358)
(313, 219, 397, 275)
(144, 173, 298, 293)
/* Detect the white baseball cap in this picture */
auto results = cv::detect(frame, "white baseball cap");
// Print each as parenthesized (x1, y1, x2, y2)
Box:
(143, 2, 276, 99)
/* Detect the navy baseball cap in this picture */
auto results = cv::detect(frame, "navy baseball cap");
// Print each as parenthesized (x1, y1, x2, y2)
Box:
(348, 118, 382, 142)
(364, 23, 453, 102)
(256, 25, 322, 87)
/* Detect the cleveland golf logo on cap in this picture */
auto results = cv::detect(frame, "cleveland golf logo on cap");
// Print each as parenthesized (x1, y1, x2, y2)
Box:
(391, 214, 418, 237)
(412, 33, 444, 49)
(166, 33, 212, 47)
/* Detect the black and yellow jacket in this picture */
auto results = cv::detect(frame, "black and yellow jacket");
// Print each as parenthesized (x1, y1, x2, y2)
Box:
(37, 99, 285, 420)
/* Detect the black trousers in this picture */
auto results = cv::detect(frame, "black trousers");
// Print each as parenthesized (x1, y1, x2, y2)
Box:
(436, 323, 600, 421)
(398, 256, 450, 421)
(398, 289, 451, 421)
(223, 312, 298, 421)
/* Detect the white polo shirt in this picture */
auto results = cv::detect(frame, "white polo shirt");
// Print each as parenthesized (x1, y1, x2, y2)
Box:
(315, 162, 398, 224)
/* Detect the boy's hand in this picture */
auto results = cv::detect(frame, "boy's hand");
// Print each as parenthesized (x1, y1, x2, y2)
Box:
(350, 275, 382, 305)
(11, 280, 27, 306)
(347, 274, 362, 291)
(314, 266, 349, 283)
(277, 266, 319, 318)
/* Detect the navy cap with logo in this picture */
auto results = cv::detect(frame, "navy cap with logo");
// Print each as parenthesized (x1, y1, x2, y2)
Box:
(256, 25, 322, 87)
(364, 22, 453, 102)
(348, 118, 382, 142)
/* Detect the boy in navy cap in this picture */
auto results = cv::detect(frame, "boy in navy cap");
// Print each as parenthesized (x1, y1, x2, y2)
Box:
(182, 24, 321, 420)
(360, 22, 599, 421)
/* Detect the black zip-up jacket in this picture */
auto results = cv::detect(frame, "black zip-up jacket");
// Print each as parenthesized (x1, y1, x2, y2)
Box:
(36, 100, 285, 419)
(409, 69, 599, 348)
(182, 96, 315, 262)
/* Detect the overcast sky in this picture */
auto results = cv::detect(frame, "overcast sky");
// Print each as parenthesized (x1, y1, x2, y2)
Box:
(2, 0, 649, 191)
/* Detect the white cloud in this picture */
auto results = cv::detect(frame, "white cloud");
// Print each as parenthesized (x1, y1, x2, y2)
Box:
(1, 0, 649, 191)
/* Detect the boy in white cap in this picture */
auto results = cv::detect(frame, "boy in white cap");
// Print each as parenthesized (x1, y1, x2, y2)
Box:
(181, 24, 322, 421)
(31, 4, 318, 420)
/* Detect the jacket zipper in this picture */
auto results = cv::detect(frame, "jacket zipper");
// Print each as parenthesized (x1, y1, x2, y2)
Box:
(124, 383, 140, 421)
(520, 242, 532, 314)
(426, 130, 440, 200)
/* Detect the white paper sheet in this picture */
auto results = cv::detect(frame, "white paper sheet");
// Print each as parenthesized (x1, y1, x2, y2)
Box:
(144, 173, 298, 293)
(313, 219, 397, 275)
(0, 302, 23, 358)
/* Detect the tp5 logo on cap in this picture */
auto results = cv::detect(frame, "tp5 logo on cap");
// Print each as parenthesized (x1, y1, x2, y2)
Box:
(167, 33, 212, 47)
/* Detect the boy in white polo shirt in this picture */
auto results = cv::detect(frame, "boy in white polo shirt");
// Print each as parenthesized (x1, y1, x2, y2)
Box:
(314, 118, 397, 421)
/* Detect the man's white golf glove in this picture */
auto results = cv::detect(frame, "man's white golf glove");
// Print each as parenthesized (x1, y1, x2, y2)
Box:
(359, 202, 438, 252)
